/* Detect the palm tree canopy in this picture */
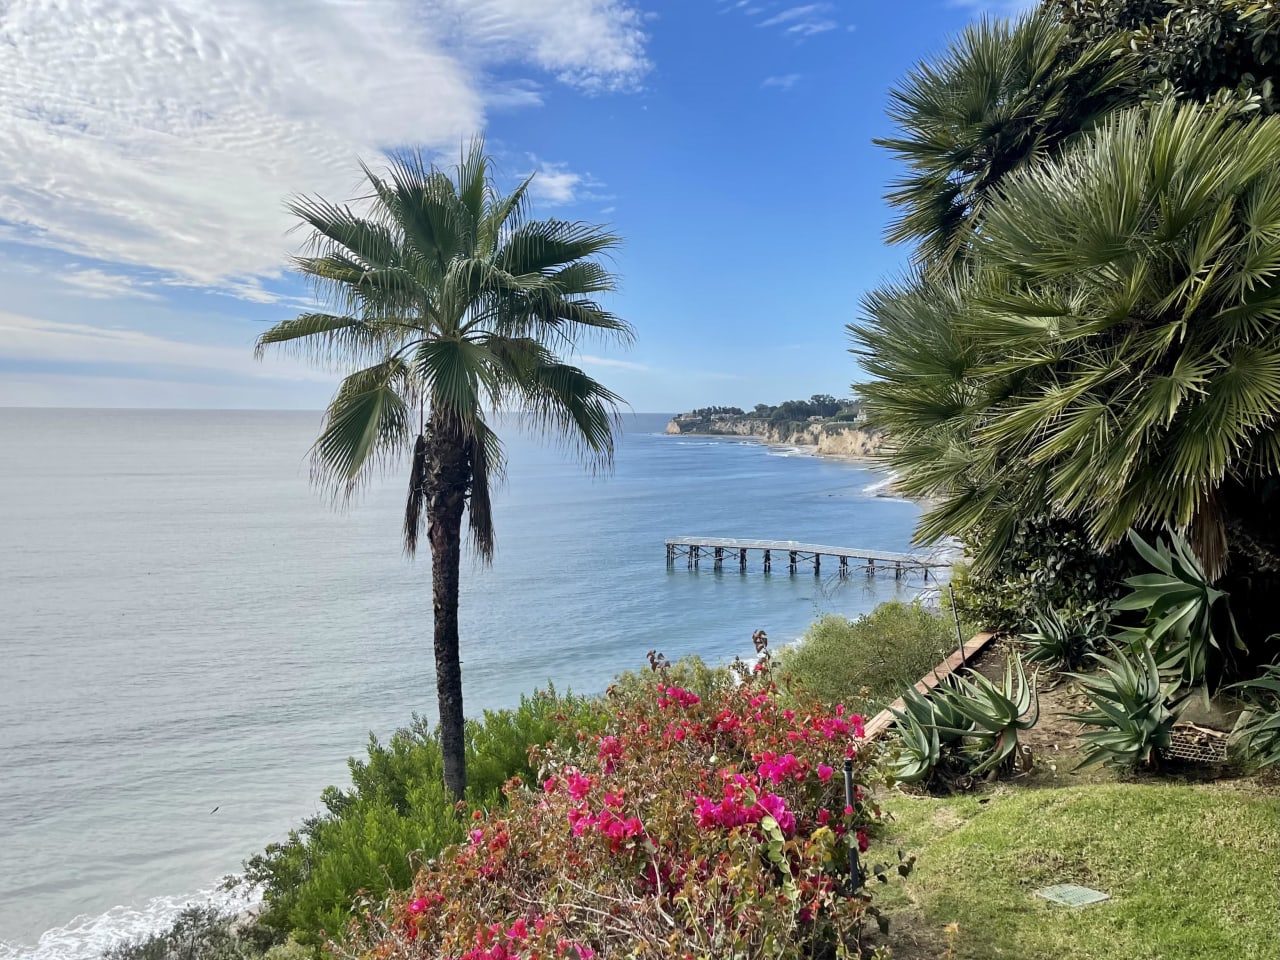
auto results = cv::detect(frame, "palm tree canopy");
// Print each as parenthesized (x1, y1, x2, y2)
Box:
(257, 141, 633, 558)
(875, 10, 1136, 270)
(854, 101, 1280, 577)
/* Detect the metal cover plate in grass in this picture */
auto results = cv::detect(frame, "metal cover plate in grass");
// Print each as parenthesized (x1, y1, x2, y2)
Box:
(1035, 884, 1111, 907)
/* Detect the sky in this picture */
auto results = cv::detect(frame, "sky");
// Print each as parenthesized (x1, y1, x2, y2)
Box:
(0, 0, 1033, 412)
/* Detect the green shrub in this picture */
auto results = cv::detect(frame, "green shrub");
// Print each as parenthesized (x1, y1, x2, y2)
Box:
(778, 601, 959, 708)
(949, 515, 1131, 634)
(103, 907, 262, 960)
(609, 654, 733, 701)
(240, 688, 603, 947)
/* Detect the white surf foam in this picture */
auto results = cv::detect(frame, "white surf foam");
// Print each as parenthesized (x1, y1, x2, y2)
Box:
(0, 882, 259, 960)
(861, 470, 898, 495)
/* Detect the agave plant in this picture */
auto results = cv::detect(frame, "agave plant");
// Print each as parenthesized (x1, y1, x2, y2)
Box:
(944, 658, 1040, 775)
(1023, 607, 1103, 671)
(887, 681, 974, 784)
(1228, 663, 1280, 770)
(1069, 644, 1183, 769)
(888, 659, 1039, 783)
(1113, 529, 1241, 689)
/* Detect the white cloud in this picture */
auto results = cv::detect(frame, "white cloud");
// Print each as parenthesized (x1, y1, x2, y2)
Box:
(0, 1, 649, 297)
(527, 158, 609, 206)
(762, 74, 802, 91)
(530, 162, 586, 205)
(60, 269, 161, 300)
(578, 354, 648, 371)
(0, 311, 333, 383)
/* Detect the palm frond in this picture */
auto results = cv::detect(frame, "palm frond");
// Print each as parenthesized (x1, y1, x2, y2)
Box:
(311, 358, 414, 502)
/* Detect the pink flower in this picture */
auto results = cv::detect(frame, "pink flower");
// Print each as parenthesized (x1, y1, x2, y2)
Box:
(469, 828, 483, 844)
(597, 735, 623, 774)
(844, 805, 854, 817)
(565, 770, 593, 801)
(857, 829, 870, 852)
(817, 763, 834, 783)
(407, 897, 429, 914)
(543, 777, 558, 794)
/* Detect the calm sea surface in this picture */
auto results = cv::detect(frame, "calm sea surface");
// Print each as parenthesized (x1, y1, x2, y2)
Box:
(0, 410, 935, 959)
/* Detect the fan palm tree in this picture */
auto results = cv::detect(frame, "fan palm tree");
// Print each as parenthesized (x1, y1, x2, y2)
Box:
(257, 142, 632, 798)
(854, 101, 1280, 645)
(875, 9, 1135, 270)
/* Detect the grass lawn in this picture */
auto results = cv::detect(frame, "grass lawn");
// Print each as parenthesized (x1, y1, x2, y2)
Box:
(874, 781, 1280, 960)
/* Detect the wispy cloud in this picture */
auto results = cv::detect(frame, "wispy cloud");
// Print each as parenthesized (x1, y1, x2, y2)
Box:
(60, 269, 161, 301)
(0, 1, 650, 299)
(579, 355, 648, 372)
(762, 73, 802, 91)
(757, 3, 838, 35)
(722, 1, 843, 39)
(0, 311, 332, 383)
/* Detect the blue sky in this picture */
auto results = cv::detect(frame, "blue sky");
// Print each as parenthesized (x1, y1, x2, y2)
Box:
(0, 0, 1028, 412)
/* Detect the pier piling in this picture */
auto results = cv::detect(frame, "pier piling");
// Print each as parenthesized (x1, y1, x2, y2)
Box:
(664, 538, 946, 580)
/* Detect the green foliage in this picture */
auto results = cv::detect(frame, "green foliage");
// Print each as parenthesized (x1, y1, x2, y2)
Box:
(1022, 606, 1105, 671)
(1114, 529, 1240, 688)
(609, 654, 734, 701)
(1051, 0, 1280, 114)
(684, 405, 745, 418)
(858, 0, 1280, 653)
(777, 601, 959, 709)
(102, 907, 269, 960)
(874, 9, 1136, 268)
(1069, 644, 1184, 769)
(888, 657, 1038, 785)
(855, 100, 1280, 636)
(241, 689, 600, 946)
(1229, 662, 1280, 768)
(948, 515, 1130, 633)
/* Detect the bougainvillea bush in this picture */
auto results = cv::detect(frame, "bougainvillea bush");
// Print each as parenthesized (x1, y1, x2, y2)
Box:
(339, 658, 888, 959)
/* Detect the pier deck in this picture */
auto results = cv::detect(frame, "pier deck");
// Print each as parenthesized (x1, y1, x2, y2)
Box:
(665, 537, 946, 577)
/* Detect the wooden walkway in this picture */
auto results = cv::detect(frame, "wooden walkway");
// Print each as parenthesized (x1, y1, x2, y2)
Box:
(665, 537, 948, 578)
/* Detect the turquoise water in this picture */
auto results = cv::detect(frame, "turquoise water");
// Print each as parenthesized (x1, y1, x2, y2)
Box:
(0, 410, 936, 958)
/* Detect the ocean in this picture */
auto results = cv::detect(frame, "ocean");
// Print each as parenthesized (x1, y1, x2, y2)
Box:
(0, 409, 937, 959)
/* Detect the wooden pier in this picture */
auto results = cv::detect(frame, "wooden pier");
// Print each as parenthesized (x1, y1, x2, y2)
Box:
(665, 537, 947, 578)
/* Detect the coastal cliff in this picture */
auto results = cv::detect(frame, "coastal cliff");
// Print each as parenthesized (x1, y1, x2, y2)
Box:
(665, 416, 885, 459)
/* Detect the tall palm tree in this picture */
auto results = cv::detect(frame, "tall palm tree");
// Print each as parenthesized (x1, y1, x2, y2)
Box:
(875, 10, 1134, 270)
(257, 142, 632, 798)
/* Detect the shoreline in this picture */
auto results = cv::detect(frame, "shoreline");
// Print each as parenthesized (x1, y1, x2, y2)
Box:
(666, 429, 909, 498)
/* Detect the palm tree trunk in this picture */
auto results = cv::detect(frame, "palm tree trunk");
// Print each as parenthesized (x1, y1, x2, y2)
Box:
(426, 413, 470, 800)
